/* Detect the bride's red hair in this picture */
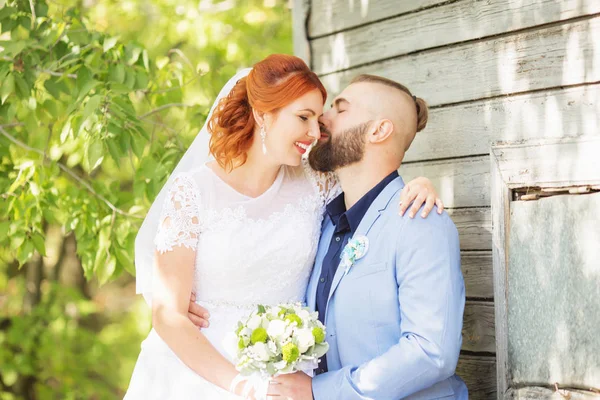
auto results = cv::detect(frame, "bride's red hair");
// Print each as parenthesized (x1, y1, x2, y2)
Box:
(208, 54, 327, 171)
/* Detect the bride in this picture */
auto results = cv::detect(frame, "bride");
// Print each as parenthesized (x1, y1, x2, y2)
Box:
(124, 54, 441, 399)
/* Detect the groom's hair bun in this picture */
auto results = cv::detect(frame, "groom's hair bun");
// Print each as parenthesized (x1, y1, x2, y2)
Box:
(208, 54, 327, 172)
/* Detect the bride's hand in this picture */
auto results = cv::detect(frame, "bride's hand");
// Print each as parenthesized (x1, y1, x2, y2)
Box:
(399, 176, 444, 218)
(187, 292, 210, 328)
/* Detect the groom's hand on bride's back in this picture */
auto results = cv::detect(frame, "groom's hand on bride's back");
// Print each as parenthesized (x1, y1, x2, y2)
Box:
(188, 292, 210, 328)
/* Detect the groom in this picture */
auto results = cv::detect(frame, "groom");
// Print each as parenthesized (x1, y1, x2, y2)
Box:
(269, 75, 468, 399)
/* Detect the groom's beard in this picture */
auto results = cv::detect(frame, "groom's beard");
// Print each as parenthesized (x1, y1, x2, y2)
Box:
(308, 122, 370, 173)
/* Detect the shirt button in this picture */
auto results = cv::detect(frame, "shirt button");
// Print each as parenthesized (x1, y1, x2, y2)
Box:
(335, 236, 341, 242)
(320, 277, 325, 283)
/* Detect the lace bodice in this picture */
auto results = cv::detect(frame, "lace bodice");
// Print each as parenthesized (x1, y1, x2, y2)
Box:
(153, 160, 340, 307)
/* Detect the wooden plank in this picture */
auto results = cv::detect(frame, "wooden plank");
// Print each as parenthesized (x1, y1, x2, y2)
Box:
(292, 0, 311, 64)
(311, 0, 600, 75)
(492, 136, 600, 189)
(398, 124, 599, 213)
(448, 208, 491, 251)
(308, 0, 447, 38)
(462, 251, 494, 299)
(320, 17, 600, 107)
(456, 355, 497, 400)
(491, 152, 511, 399)
(404, 84, 600, 163)
(463, 301, 496, 353)
(507, 387, 600, 399)
(400, 156, 490, 208)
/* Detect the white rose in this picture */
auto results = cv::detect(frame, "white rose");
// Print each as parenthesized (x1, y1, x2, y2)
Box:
(297, 309, 310, 321)
(283, 325, 294, 340)
(252, 342, 271, 361)
(296, 328, 315, 353)
(269, 306, 281, 317)
(261, 316, 271, 329)
(242, 327, 252, 337)
(247, 315, 262, 330)
(267, 319, 286, 339)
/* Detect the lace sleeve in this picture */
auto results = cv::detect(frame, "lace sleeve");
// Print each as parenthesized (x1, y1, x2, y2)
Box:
(302, 158, 342, 205)
(153, 173, 202, 254)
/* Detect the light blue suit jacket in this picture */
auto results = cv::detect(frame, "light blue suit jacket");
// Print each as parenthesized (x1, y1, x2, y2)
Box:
(307, 177, 468, 399)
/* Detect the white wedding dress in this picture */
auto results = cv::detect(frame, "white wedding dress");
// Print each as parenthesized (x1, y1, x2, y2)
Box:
(124, 160, 338, 399)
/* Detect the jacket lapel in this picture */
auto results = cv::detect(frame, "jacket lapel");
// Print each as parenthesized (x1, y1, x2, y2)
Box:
(326, 177, 405, 305)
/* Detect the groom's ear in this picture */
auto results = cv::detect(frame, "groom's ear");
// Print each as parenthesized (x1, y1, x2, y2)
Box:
(369, 119, 394, 144)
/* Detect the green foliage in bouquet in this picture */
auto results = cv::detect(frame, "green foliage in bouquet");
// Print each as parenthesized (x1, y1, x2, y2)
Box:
(230, 303, 329, 377)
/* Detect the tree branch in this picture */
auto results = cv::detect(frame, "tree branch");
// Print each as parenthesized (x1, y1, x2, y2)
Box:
(168, 48, 196, 72)
(38, 68, 77, 79)
(141, 118, 179, 134)
(0, 122, 24, 129)
(144, 75, 199, 95)
(0, 125, 42, 153)
(0, 126, 144, 219)
(45, 44, 93, 72)
(52, 231, 70, 281)
(29, 0, 36, 29)
(139, 103, 192, 119)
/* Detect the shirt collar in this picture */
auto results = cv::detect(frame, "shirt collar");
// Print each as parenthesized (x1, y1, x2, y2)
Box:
(326, 170, 399, 234)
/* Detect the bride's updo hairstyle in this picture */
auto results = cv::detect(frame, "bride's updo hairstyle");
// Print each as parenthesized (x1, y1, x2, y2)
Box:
(208, 54, 327, 171)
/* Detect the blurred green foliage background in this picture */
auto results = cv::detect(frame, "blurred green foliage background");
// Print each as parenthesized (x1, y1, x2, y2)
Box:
(0, 0, 292, 398)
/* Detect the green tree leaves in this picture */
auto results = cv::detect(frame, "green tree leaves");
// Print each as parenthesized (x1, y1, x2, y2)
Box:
(0, 0, 292, 396)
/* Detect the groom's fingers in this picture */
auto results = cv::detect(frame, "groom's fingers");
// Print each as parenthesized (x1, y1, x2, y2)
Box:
(266, 390, 282, 397)
(187, 312, 208, 328)
(189, 301, 210, 319)
(267, 380, 284, 398)
(188, 302, 210, 328)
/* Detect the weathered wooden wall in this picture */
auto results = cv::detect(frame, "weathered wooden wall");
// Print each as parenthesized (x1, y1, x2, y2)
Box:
(294, 0, 600, 398)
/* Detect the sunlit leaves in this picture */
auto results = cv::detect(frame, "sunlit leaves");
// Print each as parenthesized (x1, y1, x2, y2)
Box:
(0, 0, 292, 289)
(0, 0, 200, 280)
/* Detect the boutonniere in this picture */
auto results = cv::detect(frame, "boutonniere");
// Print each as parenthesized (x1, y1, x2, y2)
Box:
(340, 235, 369, 277)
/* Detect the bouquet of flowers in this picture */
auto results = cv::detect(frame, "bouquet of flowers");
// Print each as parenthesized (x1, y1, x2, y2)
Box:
(225, 302, 328, 398)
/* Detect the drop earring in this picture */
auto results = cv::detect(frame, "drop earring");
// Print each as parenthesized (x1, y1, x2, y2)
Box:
(260, 125, 267, 155)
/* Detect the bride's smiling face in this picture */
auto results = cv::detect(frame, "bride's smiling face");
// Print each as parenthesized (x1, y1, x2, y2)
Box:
(260, 89, 324, 167)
